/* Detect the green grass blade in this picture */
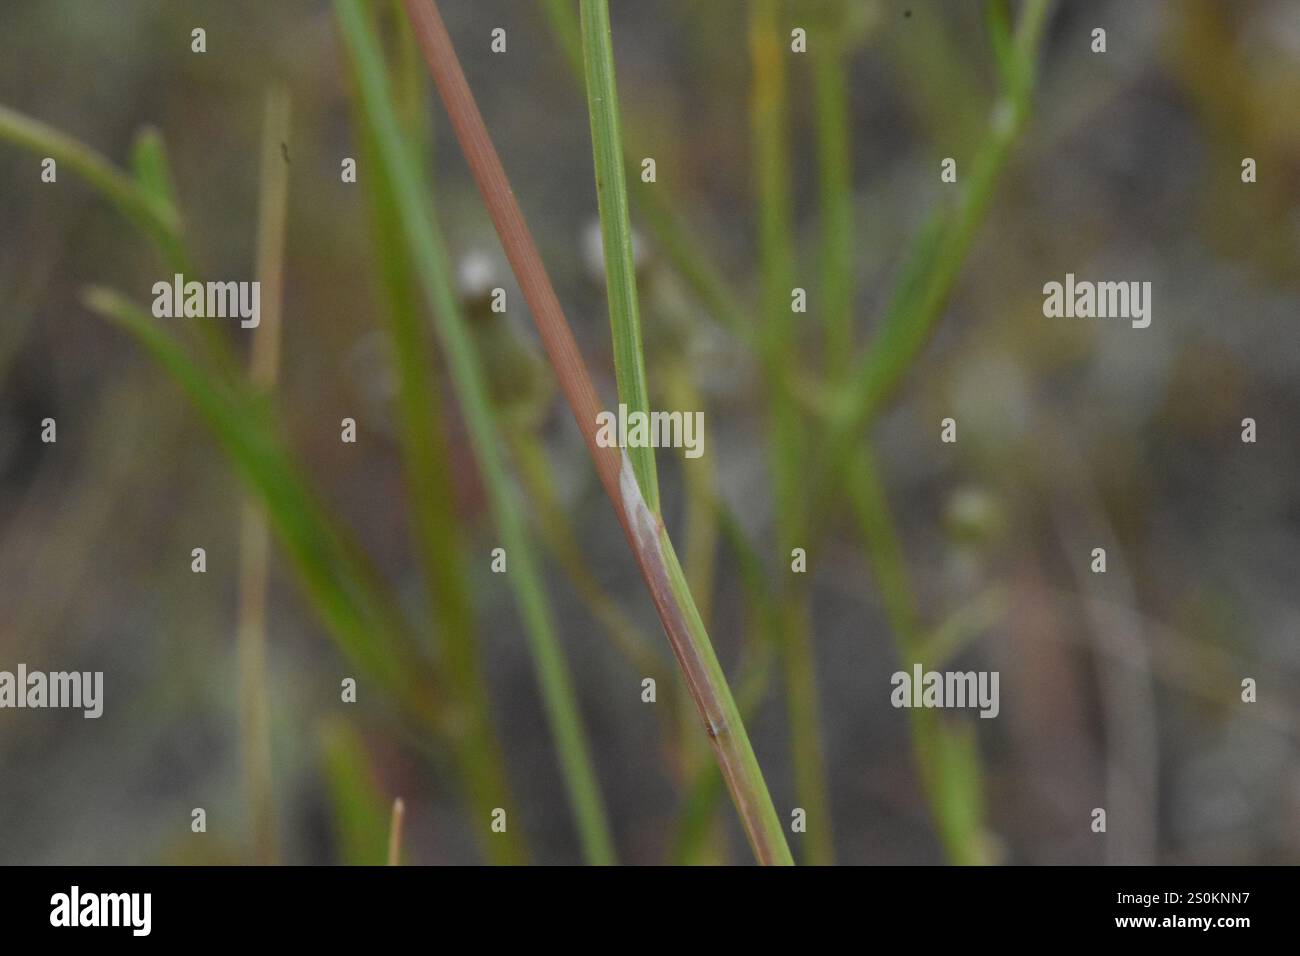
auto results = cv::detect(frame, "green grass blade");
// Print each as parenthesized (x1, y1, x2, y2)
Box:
(670, 504, 780, 864)
(336, 0, 616, 865)
(0, 103, 191, 275)
(234, 85, 293, 867)
(342, 1, 527, 866)
(129, 126, 182, 215)
(400, 0, 790, 865)
(85, 288, 437, 722)
(810, 0, 1052, 526)
(811, 18, 854, 382)
(579, 0, 659, 512)
(539, 0, 585, 79)
(321, 720, 392, 865)
(539, 0, 757, 350)
(0, 103, 180, 251)
(750, 0, 833, 866)
(848, 442, 994, 863)
(0, 105, 250, 382)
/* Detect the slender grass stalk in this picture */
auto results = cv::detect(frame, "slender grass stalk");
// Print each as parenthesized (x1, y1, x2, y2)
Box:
(583, 1, 730, 858)
(539, 7, 803, 840)
(0, 104, 182, 265)
(508, 429, 668, 682)
(580, 0, 659, 512)
(336, 0, 616, 865)
(848, 446, 922, 661)
(848, 442, 990, 862)
(537, 0, 760, 352)
(809, 0, 1053, 532)
(129, 127, 182, 228)
(387, 797, 405, 865)
(544, 0, 1049, 864)
(890, 9, 988, 154)
(663, 366, 718, 629)
(464, 294, 667, 682)
(342, 7, 526, 866)
(396, 0, 791, 865)
(390, 0, 432, 167)
(916, 587, 1009, 671)
(0, 107, 247, 376)
(85, 290, 444, 730)
(235, 85, 291, 867)
(321, 720, 391, 865)
(811, 20, 854, 383)
(671, 505, 781, 864)
(750, 0, 834, 866)
(539, 0, 585, 78)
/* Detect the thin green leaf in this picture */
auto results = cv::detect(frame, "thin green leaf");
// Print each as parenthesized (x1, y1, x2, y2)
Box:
(811, 16, 854, 382)
(129, 126, 181, 213)
(539, 0, 757, 350)
(580, 0, 659, 512)
(750, 0, 833, 866)
(336, 0, 616, 865)
(343, 0, 526, 866)
(399, 0, 790, 865)
(85, 288, 436, 723)
(811, 0, 1053, 529)
(321, 720, 392, 865)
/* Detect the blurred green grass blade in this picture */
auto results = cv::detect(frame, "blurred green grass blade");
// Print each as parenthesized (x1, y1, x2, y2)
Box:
(811, 20, 854, 381)
(84, 288, 435, 718)
(342, 3, 526, 867)
(539, 0, 584, 78)
(916, 714, 992, 865)
(129, 126, 181, 215)
(390, 0, 434, 165)
(0, 104, 180, 252)
(509, 428, 667, 682)
(848, 445, 923, 656)
(848, 442, 995, 862)
(336, 0, 616, 865)
(539, 0, 756, 349)
(580, 0, 659, 513)
(918, 586, 1008, 672)
(235, 86, 293, 867)
(0, 105, 246, 380)
(387, 797, 405, 865)
(812, 0, 1052, 523)
(401, 0, 789, 866)
(984, 0, 1018, 98)
(321, 720, 392, 865)
(750, 0, 833, 866)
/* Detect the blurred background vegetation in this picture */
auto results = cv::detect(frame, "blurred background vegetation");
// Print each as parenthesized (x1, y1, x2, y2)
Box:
(0, 0, 1297, 864)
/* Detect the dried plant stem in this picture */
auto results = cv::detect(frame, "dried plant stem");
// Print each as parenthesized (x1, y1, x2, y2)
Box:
(387, 797, 405, 866)
(236, 85, 291, 866)
(400, 0, 791, 865)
